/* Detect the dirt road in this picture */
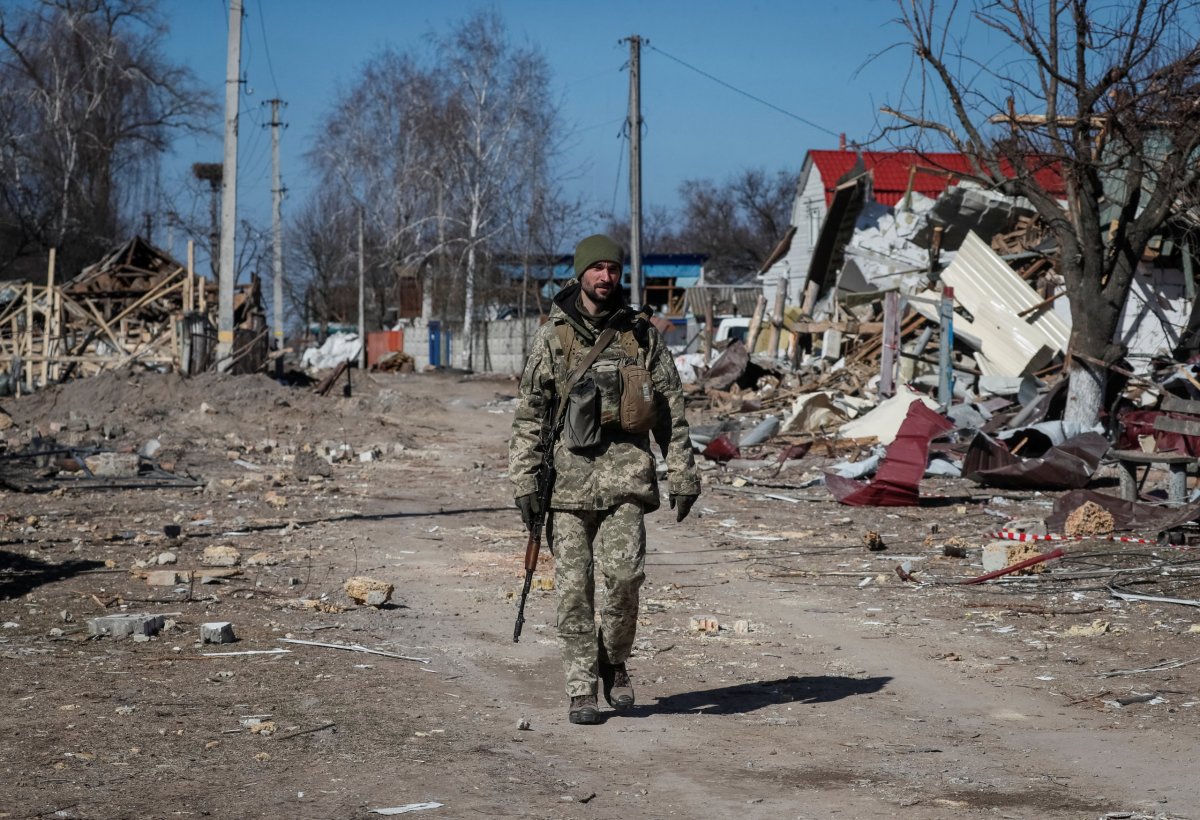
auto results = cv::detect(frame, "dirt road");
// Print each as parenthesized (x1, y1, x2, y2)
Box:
(1, 370, 1197, 819)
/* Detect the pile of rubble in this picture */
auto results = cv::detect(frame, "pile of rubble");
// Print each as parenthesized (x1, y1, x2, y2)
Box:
(0, 236, 268, 395)
(676, 161, 1200, 590)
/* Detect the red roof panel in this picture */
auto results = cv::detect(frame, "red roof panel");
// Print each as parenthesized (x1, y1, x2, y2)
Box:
(807, 150, 1066, 207)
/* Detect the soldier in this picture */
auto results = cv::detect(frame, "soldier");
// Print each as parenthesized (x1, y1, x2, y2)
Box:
(509, 233, 700, 725)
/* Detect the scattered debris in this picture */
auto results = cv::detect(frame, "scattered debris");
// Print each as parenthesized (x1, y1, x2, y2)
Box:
(368, 803, 443, 816)
(826, 402, 954, 506)
(87, 613, 165, 639)
(1067, 620, 1110, 637)
(343, 576, 394, 607)
(1063, 500, 1116, 537)
(201, 545, 241, 567)
(278, 637, 429, 663)
(200, 622, 237, 644)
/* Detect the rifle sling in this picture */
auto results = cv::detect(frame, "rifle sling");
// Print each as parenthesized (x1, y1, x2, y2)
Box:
(550, 325, 618, 429)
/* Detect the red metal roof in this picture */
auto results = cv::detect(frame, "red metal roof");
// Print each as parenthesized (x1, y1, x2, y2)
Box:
(807, 150, 1066, 207)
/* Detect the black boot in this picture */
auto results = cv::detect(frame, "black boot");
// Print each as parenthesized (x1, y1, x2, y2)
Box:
(599, 660, 635, 710)
(568, 694, 599, 725)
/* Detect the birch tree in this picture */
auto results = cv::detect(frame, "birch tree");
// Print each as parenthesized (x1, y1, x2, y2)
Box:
(436, 11, 555, 369)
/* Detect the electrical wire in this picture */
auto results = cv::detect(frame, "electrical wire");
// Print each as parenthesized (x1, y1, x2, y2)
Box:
(254, 0, 281, 99)
(610, 126, 626, 217)
(645, 43, 840, 139)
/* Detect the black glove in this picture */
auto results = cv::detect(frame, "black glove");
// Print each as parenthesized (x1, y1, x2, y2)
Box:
(516, 493, 541, 530)
(669, 493, 697, 523)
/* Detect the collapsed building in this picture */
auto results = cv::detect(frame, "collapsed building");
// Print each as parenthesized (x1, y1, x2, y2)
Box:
(0, 236, 268, 395)
(684, 147, 1200, 539)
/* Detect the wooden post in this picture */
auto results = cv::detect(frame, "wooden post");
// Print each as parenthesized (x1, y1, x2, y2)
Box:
(879, 290, 900, 399)
(745, 295, 767, 354)
(800, 278, 820, 317)
(23, 281, 34, 392)
(701, 290, 714, 362)
(186, 240, 195, 313)
(41, 249, 55, 387)
(938, 286, 956, 408)
(766, 274, 788, 358)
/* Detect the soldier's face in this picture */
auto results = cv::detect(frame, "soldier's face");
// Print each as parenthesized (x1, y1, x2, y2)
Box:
(580, 261, 622, 308)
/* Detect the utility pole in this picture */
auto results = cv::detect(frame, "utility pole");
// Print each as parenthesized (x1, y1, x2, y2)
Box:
(625, 34, 644, 309)
(358, 205, 366, 371)
(266, 98, 287, 378)
(217, 0, 243, 371)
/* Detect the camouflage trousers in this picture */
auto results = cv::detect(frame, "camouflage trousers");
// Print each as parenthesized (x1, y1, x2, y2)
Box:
(551, 502, 646, 697)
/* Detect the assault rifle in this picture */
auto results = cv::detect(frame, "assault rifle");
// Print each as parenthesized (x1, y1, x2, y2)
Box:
(513, 398, 563, 643)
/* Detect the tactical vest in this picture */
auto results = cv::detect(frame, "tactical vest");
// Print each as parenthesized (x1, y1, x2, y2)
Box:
(550, 318, 657, 444)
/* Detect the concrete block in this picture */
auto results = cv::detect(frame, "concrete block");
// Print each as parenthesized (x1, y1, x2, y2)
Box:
(144, 570, 180, 586)
(88, 613, 165, 638)
(84, 452, 139, 478)
(982, 541, 1010, 573)
(200, 622, 236, 644)
(202, 545, 241, 567)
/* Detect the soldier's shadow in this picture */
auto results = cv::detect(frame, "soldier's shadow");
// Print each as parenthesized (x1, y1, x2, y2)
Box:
(624, 674, 891, 717)
(0, 550, 106, 599)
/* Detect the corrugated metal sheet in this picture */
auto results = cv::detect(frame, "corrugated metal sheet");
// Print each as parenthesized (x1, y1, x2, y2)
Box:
(940, 231, 1070, 377)
(686, 286, 760, 316)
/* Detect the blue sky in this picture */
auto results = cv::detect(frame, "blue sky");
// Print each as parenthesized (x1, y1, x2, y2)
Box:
(160, 0, 920, 248)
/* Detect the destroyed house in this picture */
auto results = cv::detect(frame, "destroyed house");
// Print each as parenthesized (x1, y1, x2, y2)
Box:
(762, 149, 1067, 306)
(0, 236, 269, 394)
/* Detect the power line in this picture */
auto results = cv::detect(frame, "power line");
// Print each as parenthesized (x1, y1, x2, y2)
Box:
(610, 127, 626, 217)
(646, 43, 840, 139)
(254, 0, 281, 98)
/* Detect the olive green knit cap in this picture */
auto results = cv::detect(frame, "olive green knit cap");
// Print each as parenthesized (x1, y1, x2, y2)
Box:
(573, 234, 624, 277)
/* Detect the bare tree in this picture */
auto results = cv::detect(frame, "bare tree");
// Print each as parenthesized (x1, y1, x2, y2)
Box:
(885, 0, 1200, 424)
(309, 49, 448, 329)
(285, 188, 357, 340)
(0, 0, 212, 277)
(298, 11, 568, 365)
(603, 204, 685, 256)
(436, 10, 557, 369)
(604, 168, 797, 280)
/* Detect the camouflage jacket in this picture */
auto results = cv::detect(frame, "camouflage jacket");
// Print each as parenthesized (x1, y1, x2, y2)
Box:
(509, 282, 700, 512)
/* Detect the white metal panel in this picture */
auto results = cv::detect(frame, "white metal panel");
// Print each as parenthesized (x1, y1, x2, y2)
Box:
(763, 159, 828, 305)
(1116, 264, 1189, 372)
(940, 231, 1070, 376)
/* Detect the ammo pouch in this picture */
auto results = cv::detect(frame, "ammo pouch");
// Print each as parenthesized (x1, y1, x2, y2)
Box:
(564, 376, 602, 452)
(618, 361, 656, 433)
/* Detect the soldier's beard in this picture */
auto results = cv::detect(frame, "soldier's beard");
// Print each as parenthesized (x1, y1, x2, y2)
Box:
(580, 281, 619, 312)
